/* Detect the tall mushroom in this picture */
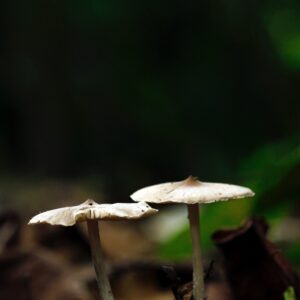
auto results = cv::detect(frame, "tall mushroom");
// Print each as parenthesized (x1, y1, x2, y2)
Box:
(130, 176, 254, 300)
(28, 199, 157, 300)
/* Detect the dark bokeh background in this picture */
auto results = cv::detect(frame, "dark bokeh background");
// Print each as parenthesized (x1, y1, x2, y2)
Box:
(1, 4, 300, 299)
(1, 0, 300, 199)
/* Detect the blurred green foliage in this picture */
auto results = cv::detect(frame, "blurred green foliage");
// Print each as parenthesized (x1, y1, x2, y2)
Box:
(284, 287, 296, 300)
(285, 242, 300, 267)
(265, 1, 300, 69)
(160, 136, 300, 263)
(2, 0, 300, 198)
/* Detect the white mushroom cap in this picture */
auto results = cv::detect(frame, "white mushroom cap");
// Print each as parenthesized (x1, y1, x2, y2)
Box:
(131, 176, 254, 205)
(28, 200, 158, 226)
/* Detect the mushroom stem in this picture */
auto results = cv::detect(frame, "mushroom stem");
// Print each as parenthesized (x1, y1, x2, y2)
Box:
(187, 204, 205, 300)
(87, 220, 114, 300)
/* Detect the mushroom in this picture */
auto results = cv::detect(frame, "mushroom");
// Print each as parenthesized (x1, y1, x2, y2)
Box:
(28, 199, 158, 300)
(130, 176, 254, 300)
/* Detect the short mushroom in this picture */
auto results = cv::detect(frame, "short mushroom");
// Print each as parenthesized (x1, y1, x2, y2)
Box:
(130, 176, 254, 300)
(28, 199, 157, 300)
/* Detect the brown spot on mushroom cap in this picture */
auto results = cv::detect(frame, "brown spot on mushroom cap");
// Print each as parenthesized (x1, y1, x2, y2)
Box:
(84, 199, 96, 206)
(28, 201, 158, 226)
(184, 175, 201, 186)
(131, 177, 254, 205)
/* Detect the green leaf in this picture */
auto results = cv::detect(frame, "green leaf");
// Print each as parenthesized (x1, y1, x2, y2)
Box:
(284, 287, 296, 300)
